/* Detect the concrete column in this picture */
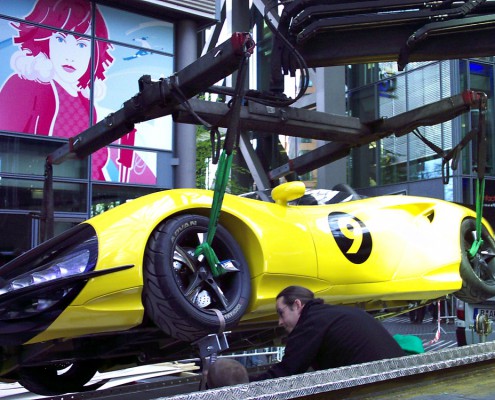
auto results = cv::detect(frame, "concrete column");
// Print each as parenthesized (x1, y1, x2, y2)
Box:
(316, 66, 348, 189)
(174, 19, 198, 188)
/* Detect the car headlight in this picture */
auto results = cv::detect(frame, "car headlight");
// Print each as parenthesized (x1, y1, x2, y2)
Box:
(0, 245, 95, 295)
(0, 231, 98, 320)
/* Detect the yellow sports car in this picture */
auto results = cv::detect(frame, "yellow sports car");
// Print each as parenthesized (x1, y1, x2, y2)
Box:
(0, 181, 494, 394)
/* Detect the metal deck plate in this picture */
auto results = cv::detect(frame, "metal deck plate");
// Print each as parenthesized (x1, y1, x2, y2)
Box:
(165, 342, 495, 400)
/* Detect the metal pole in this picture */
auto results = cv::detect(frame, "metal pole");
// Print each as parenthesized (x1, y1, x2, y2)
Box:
(175, 19, 198, 188)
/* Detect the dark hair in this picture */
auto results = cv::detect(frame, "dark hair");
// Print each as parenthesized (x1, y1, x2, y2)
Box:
(276, 286, 314, 306)
(207, 358, 249, 389)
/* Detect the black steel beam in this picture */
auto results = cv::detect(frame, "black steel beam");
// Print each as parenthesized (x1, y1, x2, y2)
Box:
(272, 1, 495, 73)
(269, 90, 482, 178)
(173, 98, 368, 142)
(269, 141, 352, 180)
(295, 14, 495, 68)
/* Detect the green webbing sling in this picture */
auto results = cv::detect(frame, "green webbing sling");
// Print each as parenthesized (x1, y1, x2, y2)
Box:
(469, 178, 485, 258)
(194, 53, 249, 277)
(194, 150, 234, 277)
(468, 92, 488, 259)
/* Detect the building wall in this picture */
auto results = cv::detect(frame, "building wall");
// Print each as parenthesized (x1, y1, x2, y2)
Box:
(155, 0, 217, 20)
(0, 0, 213, 264)
(347, 59, 495, 208)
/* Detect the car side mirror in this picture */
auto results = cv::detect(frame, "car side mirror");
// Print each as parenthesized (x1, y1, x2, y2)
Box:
(271, 181, 306, 206)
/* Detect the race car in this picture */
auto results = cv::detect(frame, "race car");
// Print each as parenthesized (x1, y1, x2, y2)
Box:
(0, 181, 494, 395)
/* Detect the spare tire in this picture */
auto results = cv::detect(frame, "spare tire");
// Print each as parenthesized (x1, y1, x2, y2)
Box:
(143, 214, 251, 342)
(456, 218, 495, 303)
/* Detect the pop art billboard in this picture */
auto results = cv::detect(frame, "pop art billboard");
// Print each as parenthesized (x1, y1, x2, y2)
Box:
(0, 0, 174, 184)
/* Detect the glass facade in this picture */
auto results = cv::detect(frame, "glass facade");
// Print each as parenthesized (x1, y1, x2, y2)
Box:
(459, 60, 495, 178)
(347, 59, 495, 207)
(0, 0, 175, 263)
(348, 61, 449, 188)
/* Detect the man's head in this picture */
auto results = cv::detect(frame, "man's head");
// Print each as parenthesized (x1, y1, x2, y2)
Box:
(276, 286, 314, 334)
(207, 358, 249, 389)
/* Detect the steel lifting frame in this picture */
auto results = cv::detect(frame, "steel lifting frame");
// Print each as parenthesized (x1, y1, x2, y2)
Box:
(174, 90, 484, 181)
(273, 0, 495, 74)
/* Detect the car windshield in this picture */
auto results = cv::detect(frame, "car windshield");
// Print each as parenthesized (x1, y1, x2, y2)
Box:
(240, 188, 362, 205)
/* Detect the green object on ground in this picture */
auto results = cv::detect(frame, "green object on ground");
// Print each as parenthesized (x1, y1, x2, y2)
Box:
(393, 334, 425, 355)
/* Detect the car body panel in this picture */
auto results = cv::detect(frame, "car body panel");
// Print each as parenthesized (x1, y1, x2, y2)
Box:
(28, 287, 144, 344)
(302, 196, 464, 290)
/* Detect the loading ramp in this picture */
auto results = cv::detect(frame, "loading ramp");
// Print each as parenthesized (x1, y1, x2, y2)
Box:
(38, 341, 495, 400)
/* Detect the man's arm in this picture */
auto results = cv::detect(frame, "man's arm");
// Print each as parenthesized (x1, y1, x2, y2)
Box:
(250, 319, 324, 381)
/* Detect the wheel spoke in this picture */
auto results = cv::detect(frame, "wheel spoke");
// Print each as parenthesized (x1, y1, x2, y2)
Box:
(479, 250, 495, 281)
(481, 250, 495, 264)
(472, 256, 482, 277)
(468, 229, 495, 281)
(183, 270, 204, 298)
(174, 246, 197, 272)
(204, 277, 229, 310)
(196, 232, 205, 244)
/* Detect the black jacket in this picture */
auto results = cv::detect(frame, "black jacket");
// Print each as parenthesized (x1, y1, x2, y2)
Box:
(251, 299, 405, 381)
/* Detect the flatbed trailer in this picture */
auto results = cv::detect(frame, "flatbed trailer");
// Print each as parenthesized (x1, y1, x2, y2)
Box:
(40, 341, 495, 400)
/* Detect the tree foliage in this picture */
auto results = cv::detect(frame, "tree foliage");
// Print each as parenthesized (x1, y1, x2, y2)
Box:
(196, 125, 252, 194)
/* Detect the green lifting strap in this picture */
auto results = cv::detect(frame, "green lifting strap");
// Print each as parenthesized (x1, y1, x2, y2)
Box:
(194, 150, 234, 277)
(194, 53, 249, 277)
(469, 178, 485, 258)
(468, 92, 488, 259)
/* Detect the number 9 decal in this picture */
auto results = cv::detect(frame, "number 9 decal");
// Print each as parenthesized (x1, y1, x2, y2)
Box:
(328, 212, 372, 264)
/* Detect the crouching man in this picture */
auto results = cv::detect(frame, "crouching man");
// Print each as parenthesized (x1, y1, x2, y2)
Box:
(251, 286, 405, 381)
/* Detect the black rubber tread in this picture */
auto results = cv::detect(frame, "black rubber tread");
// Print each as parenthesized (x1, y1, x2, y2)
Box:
(455, 218, 495, 303)
(18, 362, 97, 396)
(143, 214, 251, 342)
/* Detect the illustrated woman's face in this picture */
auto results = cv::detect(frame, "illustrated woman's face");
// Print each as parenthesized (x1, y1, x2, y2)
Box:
(49, 32, 91, 86)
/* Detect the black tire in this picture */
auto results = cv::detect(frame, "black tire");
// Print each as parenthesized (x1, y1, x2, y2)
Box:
(143, 214, 251, 342)
(18, 362, 97, 395)
(455, 218, 495, 303)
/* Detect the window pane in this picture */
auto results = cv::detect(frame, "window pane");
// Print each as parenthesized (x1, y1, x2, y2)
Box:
(94, 147, 158, 185)
(0, 177, 87, 212)
(91, 184, 159, 216)
(91, 39, 174, 182)
(0, 135, 87, 178)
(469, 62, 495, 179)
(0, 1, 175, 186)
(409, 156, 445, 181)
(348, 86, 376, 121)
(379, 158, 407, 184)
(379, 73, 406, 117)
(98, 5, 174, 54)
(0, 1, 36, 19)
(348, 86, 377, 187)
(0, 213, 32, 265)
(0, 1, 94, 34)
(0, 26, 94, 137)
(95, 40, 173, 151)
(376, 62, 452, 182)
